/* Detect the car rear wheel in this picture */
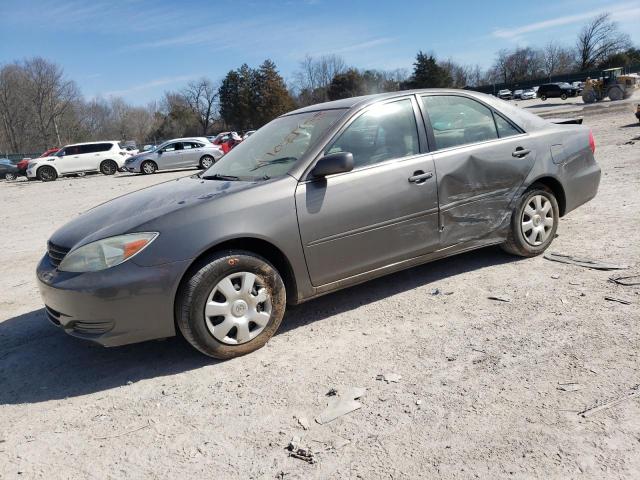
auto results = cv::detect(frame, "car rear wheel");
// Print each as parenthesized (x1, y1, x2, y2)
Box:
(608, 86, 623, 101)
(141, 160, 157, 174)
(37, 166, 57, 182)
(540, 95, 547, 101)
(100, 159, 118, 175)
(582, 90, 597, 104)
(199, 155, 214, 169)
(176, 250, 286, 359)
(560, 93, 567, 100)
(4, 172, 17, 181)
(501, 184, 559, 257)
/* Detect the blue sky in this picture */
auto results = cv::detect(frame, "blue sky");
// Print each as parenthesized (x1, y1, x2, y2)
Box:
(1, 0, 638, 104)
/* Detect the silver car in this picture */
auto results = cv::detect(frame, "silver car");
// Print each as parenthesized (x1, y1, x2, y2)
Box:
(124, 137, 224, 174)
(38, 89, 600, 359)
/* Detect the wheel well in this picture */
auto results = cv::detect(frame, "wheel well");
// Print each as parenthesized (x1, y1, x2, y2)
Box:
(177, 237, 298, 305)
(37, 164, 58, 176)
(142, 160, 157, 167)
(532, 177, 566, 216)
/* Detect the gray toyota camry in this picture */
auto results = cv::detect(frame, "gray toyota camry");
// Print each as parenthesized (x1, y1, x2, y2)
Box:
(38, 89, 600, 358)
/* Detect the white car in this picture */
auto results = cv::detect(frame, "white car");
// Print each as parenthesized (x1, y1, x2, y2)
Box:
(521, 89, 536, 100)
(26, 141, 130, 182)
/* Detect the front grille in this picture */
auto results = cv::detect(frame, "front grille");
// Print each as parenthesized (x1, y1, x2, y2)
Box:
(47, 241, 70, 267)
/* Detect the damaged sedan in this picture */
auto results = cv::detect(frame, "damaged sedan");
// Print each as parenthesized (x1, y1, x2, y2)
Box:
(37, 90, 600, 358)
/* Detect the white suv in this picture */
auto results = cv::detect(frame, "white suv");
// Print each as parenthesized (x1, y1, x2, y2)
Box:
(26, 141, 130, 182)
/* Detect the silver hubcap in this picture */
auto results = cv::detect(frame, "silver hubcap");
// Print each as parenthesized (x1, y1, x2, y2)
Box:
(204, 272, 272, 345)
(143, 163, 154, 173)
(202, 157, 213, 168)
(522, 194, 554, 246)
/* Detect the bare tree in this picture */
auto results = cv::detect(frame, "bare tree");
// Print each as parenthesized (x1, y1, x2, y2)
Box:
(576, 13, 631, 70)
(293, 54, 347, 104)
(0, 64, 33, 152)
(22, 57, 79, 148)
(181, 78, 219, 135)
(542, 42, 575, 79)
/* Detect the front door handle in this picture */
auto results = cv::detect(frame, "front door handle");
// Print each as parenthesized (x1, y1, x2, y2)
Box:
(512, 147, 531, 158)
(408, 171, 433, 184)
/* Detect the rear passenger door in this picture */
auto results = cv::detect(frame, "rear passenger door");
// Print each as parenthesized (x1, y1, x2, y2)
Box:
(420, 94, 537, 246)
(181, 142, 202, 167)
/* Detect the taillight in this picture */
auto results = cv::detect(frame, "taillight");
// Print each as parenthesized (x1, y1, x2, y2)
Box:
(589, 130, 596, 154)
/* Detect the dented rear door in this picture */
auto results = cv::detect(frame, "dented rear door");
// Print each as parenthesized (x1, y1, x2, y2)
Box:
(420, 94, 537, 246)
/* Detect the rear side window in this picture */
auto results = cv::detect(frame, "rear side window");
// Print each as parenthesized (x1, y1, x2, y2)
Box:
(96, 143, 113, 152)
(422, 95, 498, 150)
(327, 99, 419, 168)
(494, 113, 521, 138)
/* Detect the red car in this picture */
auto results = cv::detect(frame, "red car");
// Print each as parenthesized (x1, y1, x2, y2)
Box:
(211, 132, 242, 154)
(18, 148, 59, 174)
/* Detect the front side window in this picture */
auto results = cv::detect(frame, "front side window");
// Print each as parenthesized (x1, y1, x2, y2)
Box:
(422, 95, 498, 150)
(202, 109, 345, 181)
(163, 143, 176, 153)
(326, 99, 419, 168)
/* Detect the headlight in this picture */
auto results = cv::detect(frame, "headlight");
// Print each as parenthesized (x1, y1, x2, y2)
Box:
(58, 232, 158, 272)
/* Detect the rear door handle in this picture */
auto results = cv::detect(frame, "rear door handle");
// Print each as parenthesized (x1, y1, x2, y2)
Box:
(512, 147, 531, 158)
(408, 171, 433, 184)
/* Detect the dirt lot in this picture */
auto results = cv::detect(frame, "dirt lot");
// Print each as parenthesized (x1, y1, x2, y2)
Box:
(1, 99, 639, 479)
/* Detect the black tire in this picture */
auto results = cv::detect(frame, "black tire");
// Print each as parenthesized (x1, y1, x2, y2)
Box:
(176, 250, 286, 359)
(582, 91, 597, 104)
(4, 172, 17, 181)
(37, 166, 58, 182)
(560, 93, 567, 100)
(100, 159, 118, 175)
(199, 155, 215, 169)
(501, 184, 559, 257)
(141, 160, 157, 175)
(607, 86, 623, 101)
(540, 95, 547, 101)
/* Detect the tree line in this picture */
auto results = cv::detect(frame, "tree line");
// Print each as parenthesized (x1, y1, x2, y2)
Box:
(0, 13, 636, 154)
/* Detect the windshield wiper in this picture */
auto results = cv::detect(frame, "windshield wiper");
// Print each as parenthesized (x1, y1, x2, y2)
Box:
(249, 157, 297, 172)
(202, 173, 240, 181)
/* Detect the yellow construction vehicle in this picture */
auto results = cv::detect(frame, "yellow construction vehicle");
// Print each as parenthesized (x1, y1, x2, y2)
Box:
(581, 67, 638, 104)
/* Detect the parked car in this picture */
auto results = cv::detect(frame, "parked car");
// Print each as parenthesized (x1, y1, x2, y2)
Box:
(17, 147, 60, 175)
(124, 138, 224, 174)
(37, 89, 601, 358)
(26, 141, 130, 182)
(210, 132, 237, 145)
(0, 158, 20, 181)
(497, 89, 512, 100)
(220, 132, 243, 154)
(537, 83, 578, 101)
(512, 89, 524, 99)
(571, 81, 584, 93)
(521, 89, 537, 100)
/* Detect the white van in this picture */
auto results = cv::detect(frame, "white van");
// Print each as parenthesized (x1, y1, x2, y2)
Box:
(26, 141, 130, 182)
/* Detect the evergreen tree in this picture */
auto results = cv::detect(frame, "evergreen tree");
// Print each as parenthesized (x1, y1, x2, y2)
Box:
(403, 51, 452, 89)
(254, 60, 295, 126)
(327, 69, 366, 100)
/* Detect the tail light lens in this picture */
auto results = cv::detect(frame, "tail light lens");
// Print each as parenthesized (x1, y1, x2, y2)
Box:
(589, 130, 596, 154)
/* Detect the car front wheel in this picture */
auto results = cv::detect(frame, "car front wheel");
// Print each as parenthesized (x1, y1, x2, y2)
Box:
(176, 250, 286, 359)
(560, 93, 567, 100)
(501, 184, 559, 257)
(540, 95, 547, 101)
(37, 166, 58, 182)
(4, 172, 17, 181)
(141, 161, 157, 174)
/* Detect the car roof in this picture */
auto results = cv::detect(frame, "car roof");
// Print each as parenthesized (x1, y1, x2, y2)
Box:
(285, 88, 533, 116)
(65, 141, 119, 146)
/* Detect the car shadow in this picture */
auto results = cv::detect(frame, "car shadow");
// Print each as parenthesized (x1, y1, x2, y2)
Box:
(524, 102, 573, 109)
(620, 122, 640, 128)
(0, 246, 519, 405)
(280, 246, 518, 334)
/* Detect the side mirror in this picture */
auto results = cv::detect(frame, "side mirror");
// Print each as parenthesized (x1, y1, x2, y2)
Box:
(311, 152, 354, 178)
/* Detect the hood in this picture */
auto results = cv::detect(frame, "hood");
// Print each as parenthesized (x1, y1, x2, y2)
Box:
(49, 174, 256, 249)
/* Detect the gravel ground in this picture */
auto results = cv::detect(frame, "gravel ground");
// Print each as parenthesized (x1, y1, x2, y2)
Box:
(1, 100, 639, 479)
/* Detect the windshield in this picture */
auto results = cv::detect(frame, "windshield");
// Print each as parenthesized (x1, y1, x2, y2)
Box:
(202, 109, 346, 181)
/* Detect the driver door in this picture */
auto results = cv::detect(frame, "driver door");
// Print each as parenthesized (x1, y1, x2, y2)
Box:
(295, 97, 440, 287)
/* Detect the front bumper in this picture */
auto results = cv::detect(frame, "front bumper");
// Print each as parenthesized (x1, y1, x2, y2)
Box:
(37, 254, 191, 347)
